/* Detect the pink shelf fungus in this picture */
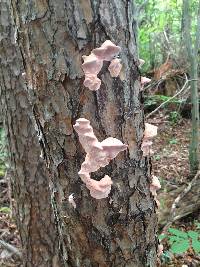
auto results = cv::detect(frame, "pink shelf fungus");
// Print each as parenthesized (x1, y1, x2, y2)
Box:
(140, 76, 151, 90)
(73, 118, 127, 199)
(150, 175, 161, 207)
(158, 244, 164, 257)
(82, 40, 122, 91)
(141, 123, 158, 156)
(141, 76, 151, 85)
(108, 58, 122, 77)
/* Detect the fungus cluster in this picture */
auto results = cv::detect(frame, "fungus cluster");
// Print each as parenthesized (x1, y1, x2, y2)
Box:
(141, 76, 151, 85)
(141, 123, 158, 156)
(82, 40, 122, 91)
(150, 175, 161, 207)
(138, 59, 151, 89)
(141, 123, 161, 207)
(72, 44, 160, 207)
(73, 118, 127, 199)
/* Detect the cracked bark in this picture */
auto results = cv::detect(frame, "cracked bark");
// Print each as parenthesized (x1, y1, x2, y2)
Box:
(2, 0, 157, 266)
(0, 1, 61, 266)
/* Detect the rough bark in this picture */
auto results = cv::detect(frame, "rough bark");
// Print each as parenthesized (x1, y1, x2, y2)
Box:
(4, 0, 157, 266)
(0, 1, 62, 266)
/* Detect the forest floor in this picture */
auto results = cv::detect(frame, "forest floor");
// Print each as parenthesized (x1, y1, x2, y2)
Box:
(148, 113, 200, 267)
(0, 112, 199, 266)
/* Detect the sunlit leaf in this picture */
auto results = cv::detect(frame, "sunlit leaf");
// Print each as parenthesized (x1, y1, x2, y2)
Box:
(170, 239, 190, 254)
(188, 230, 199, 239)
(0, 207, 11, 214)
(192, 239, 200, 253)
(168, 228, 188, 238)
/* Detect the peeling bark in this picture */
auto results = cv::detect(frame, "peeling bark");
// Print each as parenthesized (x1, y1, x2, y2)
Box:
(2, 0, 157, 266)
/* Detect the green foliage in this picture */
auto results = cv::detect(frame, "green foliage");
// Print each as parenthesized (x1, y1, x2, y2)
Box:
(153, 154, 161, 161)
(160, 250, 172, 264)
(168, 228, 188, 238)
(170, 239, 190, 254)
(159, 225, 200, 254)
(169, 111, 181, 124)
(144, 94, 183, 108)
(169, 138, 178, 144)
(0, 206, 11, 214)
(136, 0, 200, 71)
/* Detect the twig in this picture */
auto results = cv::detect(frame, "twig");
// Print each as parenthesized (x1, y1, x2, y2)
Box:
(0, 239, 22, 258)
(143, 78, 164, 91)
(146, 74, 189, 119)
(162, 170, 200, 233)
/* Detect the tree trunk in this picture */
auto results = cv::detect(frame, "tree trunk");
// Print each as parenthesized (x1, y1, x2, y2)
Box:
(0, 1, 62, 266)
(182, 0, 200, 174)
(4, 0, 157, 266)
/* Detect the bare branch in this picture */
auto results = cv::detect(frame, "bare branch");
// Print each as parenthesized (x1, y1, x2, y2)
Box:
(162, 171, 200, 233)
(0, 239, 22, 258)
(146, 74, 190, 119)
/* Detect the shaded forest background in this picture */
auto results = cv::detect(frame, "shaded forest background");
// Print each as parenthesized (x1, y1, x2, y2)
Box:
(0, 0, 200, 266)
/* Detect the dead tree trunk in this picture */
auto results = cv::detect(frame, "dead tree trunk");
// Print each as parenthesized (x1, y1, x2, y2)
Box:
(3, 0, 158, 266)
(0, 1, 62, 266)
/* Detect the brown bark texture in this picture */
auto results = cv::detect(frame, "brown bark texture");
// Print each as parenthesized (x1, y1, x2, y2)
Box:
(2, 0, 158, 266)
(0, 1, 62, 266)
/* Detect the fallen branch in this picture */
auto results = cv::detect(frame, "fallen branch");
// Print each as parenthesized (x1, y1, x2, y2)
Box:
(146, 74, 190, 119)
(162, 170, 200, 233)
(0, 239, 22, 258)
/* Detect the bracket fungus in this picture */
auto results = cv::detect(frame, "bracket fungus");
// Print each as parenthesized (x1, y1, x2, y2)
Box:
(82, 40, 122, 91)
(158, 244, 164, 257)
(141, 123, 158, 156)
(141, 76, 151, 85)
(108, 58, 122, 77)
(73, 118, 127, 199)
(150, 175, 161, 207)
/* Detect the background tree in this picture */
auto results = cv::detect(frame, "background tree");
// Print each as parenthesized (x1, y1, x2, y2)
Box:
(182, 0, 200, 173)
(136, 0, 199, 173)
(1, 0, 158, 266)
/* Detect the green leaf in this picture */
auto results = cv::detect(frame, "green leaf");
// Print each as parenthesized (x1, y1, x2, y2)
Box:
(168, 236, 183, 244)
(188, 230, 199, 239)
(168, 228, 188, 238)
(192, 239, 200, 253)
(0, 169, 5, 177)
(0, 207, 11, 214)
(170, 239, 190, 254)
(169, 139, 178, 145)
